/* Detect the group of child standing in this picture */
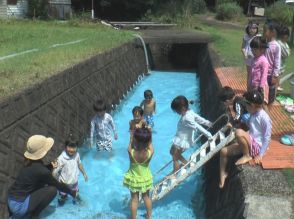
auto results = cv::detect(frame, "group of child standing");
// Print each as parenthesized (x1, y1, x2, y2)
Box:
(218, 19, 291, 188)
(242, 19, 290, 108)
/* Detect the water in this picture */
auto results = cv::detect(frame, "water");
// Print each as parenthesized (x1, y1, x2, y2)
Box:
(44, 71, 205, 219)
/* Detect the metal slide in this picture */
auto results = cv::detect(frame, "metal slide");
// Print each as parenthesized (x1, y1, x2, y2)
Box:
(151, 115, 235, 201)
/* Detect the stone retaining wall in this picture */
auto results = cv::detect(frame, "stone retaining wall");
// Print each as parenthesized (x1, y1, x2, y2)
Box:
(198, 46, 246, 219)
(0, 39, 146, 218)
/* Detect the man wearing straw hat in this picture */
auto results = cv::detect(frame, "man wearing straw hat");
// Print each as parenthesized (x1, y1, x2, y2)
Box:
(7, 135, 77, 219)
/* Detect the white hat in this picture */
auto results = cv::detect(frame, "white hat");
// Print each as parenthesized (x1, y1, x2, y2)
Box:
(24, 135, 54, 160)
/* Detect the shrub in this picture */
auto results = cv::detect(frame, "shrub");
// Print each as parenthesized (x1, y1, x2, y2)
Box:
(27, 0, 48, 19)
(216, 2, 243, 21)
(265, 1, 294, 26)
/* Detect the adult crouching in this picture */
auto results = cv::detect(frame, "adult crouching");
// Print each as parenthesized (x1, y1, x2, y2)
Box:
(7, 135, 77, 219)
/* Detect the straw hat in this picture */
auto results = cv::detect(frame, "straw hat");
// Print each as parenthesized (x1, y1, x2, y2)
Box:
(24, 135, 54, 160)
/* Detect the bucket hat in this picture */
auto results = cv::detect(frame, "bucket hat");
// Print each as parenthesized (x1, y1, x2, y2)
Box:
(24, 135, 54, 160)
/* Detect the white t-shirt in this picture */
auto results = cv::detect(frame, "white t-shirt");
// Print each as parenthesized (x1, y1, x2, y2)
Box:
(53, 151, 81, 185)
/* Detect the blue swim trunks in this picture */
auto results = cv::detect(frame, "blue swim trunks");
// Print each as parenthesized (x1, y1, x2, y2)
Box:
(144, 115, 154, 128)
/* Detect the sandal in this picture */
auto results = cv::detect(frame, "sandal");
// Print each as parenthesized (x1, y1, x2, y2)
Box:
(285, 105, 294, 113)
(280, 134, 294, 146)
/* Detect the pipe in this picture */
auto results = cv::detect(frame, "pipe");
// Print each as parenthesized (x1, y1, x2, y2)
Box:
(133, 34, 151, 74)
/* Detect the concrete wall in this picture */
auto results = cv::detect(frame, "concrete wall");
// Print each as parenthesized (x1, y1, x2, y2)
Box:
(0, 39, 146, 218)
(146, 41, 245, 218)
(197, 45, 246, 219)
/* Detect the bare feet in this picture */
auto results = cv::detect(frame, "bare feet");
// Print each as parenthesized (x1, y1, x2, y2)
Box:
(235, 155, 252, 165)
(219, 172, 228, 189)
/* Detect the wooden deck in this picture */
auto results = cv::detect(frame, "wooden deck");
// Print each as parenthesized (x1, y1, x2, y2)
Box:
(215, 67, 294, 169)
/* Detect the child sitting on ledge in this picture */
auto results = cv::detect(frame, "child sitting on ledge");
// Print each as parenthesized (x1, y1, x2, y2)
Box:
(219, 89, 272, 189)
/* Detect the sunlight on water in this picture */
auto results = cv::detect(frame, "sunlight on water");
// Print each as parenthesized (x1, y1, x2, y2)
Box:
(44, 71, 205, 219)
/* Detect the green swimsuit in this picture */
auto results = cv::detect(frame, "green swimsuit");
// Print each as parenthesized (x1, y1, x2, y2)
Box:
(123, 149, 153, 193)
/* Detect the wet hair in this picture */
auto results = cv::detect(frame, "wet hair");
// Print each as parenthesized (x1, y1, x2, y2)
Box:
(133, 127, 152, 146)
(278, 25, 290, 38)
(65, 135, 78, 148)
(243, 89, 264, 105)
(144, 90, 153, 99)
(218, 86, 235, 102)
(93, 99, 107, 112)
(171, 95, 189, 112)
(132, 106, 144, 117)
(245, 21, 259, 35)
(250, 36, 268, 49)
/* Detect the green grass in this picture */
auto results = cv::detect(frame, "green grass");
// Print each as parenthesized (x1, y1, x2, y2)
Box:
(194, 20, 294, 95)
(0, 19, 134, 99)
(194, 17, 294, 217)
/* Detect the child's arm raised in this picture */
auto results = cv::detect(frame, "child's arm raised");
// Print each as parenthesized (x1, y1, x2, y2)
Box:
(147, 142, 154, 156)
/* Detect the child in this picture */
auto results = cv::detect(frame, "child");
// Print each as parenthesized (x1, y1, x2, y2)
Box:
(170, 95, 213, 174)
(140, 90, 156, 128)
(129, 106, 147, 135)
(123, 127, 154, 219)
(249, 36, 269, 106)
(241, 21, 259, 90)
(219, 90, 272, 188)
(277, 25, 291, 91)
(53, 138, 88, 205)
(218, 86, 249, 129)
(263, 21, 281, 105)
(90, 99, 118, 151)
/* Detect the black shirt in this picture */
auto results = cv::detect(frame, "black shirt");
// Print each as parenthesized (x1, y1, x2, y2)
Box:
(8, 160, 74, 201)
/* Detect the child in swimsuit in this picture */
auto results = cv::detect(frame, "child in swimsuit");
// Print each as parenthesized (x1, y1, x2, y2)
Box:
(140, 90, 156, 128)
(123, 127, 154, 219)
(170, 95, 212, 174)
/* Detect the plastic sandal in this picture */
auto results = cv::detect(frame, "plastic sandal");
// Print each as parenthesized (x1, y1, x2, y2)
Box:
(285, 105, 294, 113)
(280, 134, 294, 146)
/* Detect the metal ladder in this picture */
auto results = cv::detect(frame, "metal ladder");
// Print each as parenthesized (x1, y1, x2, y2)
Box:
(151, 123, 235, 201)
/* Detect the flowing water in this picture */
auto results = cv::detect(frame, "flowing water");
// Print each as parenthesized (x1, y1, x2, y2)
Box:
(44, 71, 205, 219)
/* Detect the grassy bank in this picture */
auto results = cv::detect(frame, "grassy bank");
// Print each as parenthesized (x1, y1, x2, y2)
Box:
(0, 19, 134, 99)
(193, 16, 294, 218)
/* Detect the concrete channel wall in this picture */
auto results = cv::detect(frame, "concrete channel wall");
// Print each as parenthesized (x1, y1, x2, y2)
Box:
(146, 39, 246, 218)
(0, 39, 147, 218)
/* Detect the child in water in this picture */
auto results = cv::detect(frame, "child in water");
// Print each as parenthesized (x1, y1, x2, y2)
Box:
(123, 127, 154, 219)
(170, 95, 213, 174)
(129, 106, 147, 135)
(90, 99, 118, 151)
(219, 90, 272, 188)
(53, 137, 88, 205)
(140, 90, 156, 128)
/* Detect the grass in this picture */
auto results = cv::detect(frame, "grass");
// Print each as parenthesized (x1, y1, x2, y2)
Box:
(0, 19, 134, 99)
(192, 16, 294, 218)
(194, 19, 294, 95)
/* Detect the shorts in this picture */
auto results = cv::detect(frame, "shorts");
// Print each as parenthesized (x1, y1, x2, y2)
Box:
(60, 182, 78, 196)
(249, 135, 261, 157)
(144, 115, 154, 127)
(7, 195, 30, 216)
(96, 139, 112, 151)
